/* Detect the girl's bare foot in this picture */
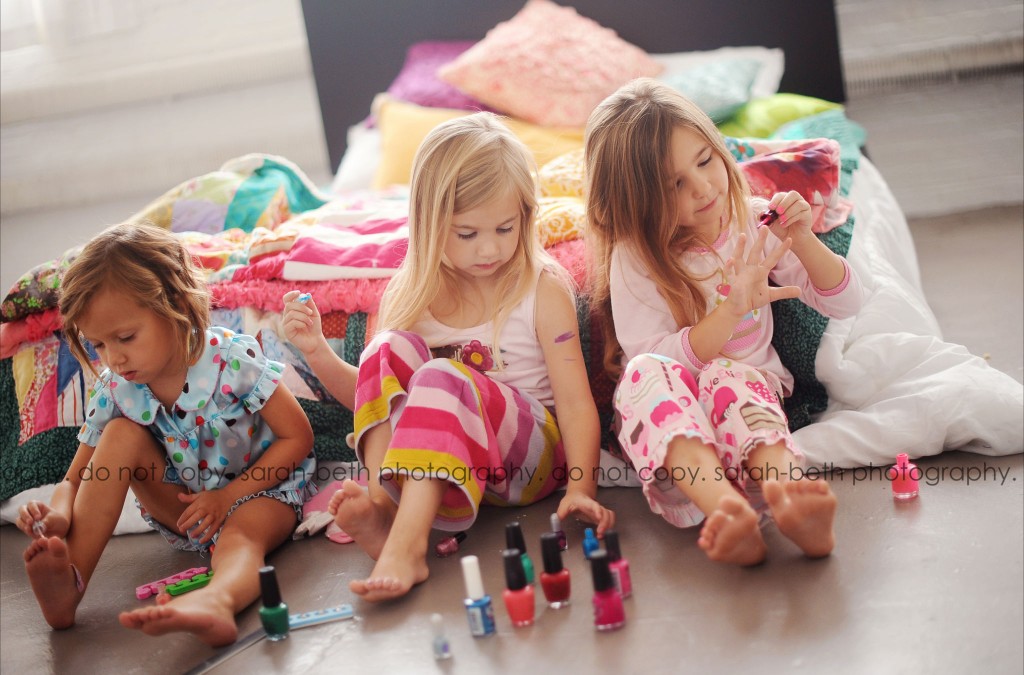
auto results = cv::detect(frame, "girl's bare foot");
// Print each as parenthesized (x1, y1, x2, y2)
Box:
(24, 537, 84, 629)
(349, 548, 430, 602)
(328, 479, 396, 560)
(697, 495, 767, 566)
(764, 479, 837, 558)
(119, 588, 237, 647)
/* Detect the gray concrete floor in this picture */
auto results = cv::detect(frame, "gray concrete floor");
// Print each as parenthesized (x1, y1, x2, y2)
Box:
(1, 204, 1021, 675)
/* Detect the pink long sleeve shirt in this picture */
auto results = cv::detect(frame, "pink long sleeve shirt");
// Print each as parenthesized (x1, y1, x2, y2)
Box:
(610, 200, 863, 396)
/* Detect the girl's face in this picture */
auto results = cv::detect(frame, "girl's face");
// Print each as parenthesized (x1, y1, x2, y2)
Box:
(444, 189, 521, 281)
(77, 288, 182, 394)
(668, 124, 730, 240)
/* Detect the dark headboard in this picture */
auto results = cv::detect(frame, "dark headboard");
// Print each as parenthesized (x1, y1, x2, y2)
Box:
(301, 0, 846, 172)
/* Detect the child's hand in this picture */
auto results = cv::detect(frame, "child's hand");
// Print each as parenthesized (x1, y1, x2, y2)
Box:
(723, 228, 801, 317)
(765, 191, 813, 243)
(557, 491, 616, 537)
(281, 290, 324, 356)
(177, 490, 234, 545)
(16, 501, 69, 539)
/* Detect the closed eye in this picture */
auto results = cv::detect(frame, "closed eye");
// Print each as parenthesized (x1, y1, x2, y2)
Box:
(456, 232, 476, 241)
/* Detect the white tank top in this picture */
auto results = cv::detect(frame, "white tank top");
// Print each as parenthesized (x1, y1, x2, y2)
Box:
(411, 268, 552, 407)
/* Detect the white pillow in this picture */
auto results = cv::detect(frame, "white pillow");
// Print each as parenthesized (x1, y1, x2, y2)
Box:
(652, 46, 785, 99)
(331, 122, 382, 193)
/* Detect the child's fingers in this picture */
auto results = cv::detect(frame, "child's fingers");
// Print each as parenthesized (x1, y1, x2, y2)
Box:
(769, 284, 801, 302)
(762, 237, 793, 269)
(745, 226, 770, 265)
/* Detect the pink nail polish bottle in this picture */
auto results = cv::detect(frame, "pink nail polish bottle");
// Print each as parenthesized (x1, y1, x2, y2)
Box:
(888, 453, 920, 500)
(589, 551, 625, 631)
(539, 532, 571, 608)
(502, 548, 535, 627)
(435, 532, 467, 557)
(604, 529, 632, 599)
(549, 513, 567, 550)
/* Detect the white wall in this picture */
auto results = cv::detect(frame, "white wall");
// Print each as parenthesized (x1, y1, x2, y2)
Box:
(0, 0, 330, 216)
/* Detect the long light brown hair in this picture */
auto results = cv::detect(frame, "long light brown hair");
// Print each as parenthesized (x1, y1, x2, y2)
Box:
(584, 78, 751, 377)
(59, 221, 211, 374)
(378, 112, 569, 357)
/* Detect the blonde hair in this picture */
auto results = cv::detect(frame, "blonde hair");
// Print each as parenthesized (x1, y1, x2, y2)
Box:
(59, 221, 211, 374)
(378, 112, 569, 357)
(584, 78, 750, 377)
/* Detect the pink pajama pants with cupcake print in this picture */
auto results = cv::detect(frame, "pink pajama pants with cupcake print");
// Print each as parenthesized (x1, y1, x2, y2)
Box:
(613, 353, 800, 528)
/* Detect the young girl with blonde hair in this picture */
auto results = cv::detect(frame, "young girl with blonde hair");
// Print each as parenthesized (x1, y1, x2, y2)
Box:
(585, 79, 863, 565)
(17, 222, 315, 645)
(283, 112, 614, 601)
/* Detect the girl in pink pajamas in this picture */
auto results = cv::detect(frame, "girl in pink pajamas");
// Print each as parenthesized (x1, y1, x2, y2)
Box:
(585, 79, 863, 565)
(283, 112, 614, 600)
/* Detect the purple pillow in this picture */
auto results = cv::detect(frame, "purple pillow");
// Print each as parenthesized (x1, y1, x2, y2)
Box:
(386, 41, 499, 112)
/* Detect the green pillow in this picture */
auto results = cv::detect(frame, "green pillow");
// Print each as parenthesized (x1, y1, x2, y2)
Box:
(719, 93, 844, 138)
(660, 58, 762, 123)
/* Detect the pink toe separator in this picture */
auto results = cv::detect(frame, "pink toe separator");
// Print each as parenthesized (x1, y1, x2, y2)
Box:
(135, 566, 209, 600)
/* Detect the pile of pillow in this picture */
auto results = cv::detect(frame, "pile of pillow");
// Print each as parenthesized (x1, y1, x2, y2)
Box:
(333, 0, 856, 192)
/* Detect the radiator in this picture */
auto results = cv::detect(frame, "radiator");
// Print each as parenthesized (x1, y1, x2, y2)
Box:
(844, 36, 1024, 94)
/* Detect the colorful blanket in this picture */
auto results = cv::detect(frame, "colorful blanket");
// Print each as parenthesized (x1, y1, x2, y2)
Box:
(0, 139, 857, 501)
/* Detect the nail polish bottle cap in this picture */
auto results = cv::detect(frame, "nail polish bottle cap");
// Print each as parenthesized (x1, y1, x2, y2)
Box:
(431, 613, 444, 636)
(461, 555, 486, 600)
(259, 565, 282, 607)
(540, 532, 564, 574)
(503, 548, 527, 591)
(589, 551, 614, 592)
(550, 513, 561, 531)
(604, 529, 622, 562)
(505, 521, 527, 553)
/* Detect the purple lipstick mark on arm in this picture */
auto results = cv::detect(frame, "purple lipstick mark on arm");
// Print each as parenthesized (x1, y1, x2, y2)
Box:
(554, 331, 576, 344)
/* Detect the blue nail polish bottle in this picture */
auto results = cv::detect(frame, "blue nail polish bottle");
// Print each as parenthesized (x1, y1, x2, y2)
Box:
(460, 555, 496, 637)
(582, 528, 600, 559)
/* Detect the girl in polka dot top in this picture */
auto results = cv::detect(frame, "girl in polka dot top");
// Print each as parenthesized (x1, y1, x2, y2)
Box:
(16, 222, 315, 647)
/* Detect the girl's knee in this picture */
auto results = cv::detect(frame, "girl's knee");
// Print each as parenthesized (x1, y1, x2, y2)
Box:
(94, 418, 161, 460)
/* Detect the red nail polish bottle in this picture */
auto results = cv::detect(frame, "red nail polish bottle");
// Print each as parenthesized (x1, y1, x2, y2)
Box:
(604, 529, 632, 599)
(589, 551, 625, 631)
(502, 548, 535, 627)
(539, 532, 571, 608)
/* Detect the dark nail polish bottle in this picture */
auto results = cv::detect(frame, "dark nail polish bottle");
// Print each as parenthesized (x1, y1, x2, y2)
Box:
(505, 522, 535, 584)
(539, 532, 571, 608)
(259, 566, 290, 641)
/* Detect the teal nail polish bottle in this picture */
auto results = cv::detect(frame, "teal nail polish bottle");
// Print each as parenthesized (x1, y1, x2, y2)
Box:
(259, 566, 290, 641)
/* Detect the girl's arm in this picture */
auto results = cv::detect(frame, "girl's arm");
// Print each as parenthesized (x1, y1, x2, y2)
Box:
(536, 272, 616, 536)
(177, 383, 314, 543)
(16, 443, 95, 538)
(765, 191, 847, 291)
(280, 290, 357, 411)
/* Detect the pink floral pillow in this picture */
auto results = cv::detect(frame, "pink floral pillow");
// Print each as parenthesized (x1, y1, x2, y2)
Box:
(386, 41, 498, 112)
(438, 0, 662, 127)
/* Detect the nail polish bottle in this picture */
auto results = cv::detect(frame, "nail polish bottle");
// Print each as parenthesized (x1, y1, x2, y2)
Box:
(887, 453, 920, 500)
(258, 566, 290, 641)
(582, 527, 600, 559)
(589, 551, 625, 632)
(505, 522, 535, 584)
(539, 532, 571, 608)
(604, 529, 632, 599)
(549, 512, 567, 550)
(431, 613, 452, 660)
(502, 548, 535, 627)
(460, 555, 496, 637)
(435, 532, 467, 558)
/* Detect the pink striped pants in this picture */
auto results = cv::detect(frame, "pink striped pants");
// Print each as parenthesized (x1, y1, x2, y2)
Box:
(353, 331, 567, 531)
